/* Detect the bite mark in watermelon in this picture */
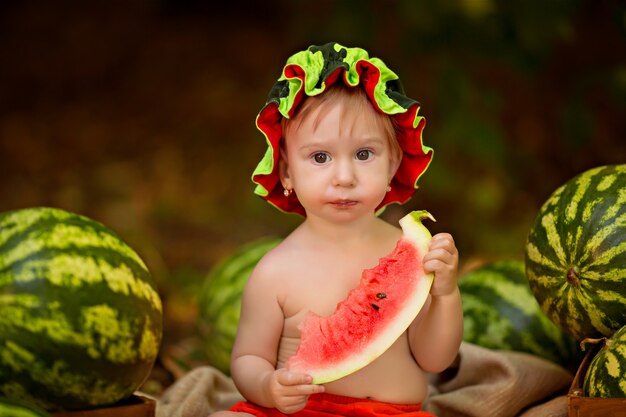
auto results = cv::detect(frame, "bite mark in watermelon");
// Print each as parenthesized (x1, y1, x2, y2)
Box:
(287, 210, 435, 384)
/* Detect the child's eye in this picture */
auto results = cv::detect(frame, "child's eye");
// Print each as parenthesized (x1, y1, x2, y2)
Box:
(312, 152, 330, 164)
(356, 149, 374, 161)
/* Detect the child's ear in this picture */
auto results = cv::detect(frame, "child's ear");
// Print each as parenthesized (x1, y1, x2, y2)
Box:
(279, 152, 293, 190)
(388, 153, 402, 183)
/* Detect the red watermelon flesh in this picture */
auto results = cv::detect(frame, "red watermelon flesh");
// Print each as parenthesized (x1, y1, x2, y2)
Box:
(287, 211, 435, 384)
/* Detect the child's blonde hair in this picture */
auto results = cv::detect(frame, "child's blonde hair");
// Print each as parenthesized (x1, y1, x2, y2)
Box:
(281, 85, 403, 167)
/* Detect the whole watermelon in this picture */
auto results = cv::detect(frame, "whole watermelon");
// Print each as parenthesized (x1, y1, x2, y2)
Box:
(583, 324, 626, 398)
(525, 164, 626, 340)
(0, 207, 163, 411)
(0, 397, 50, 417)
(197, 237, 280, 374)
(460, 260, 581, 369)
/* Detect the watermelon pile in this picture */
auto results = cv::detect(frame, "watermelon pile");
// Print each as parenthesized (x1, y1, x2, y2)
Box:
(0, 207, 163, 411)
(459, 260, 580, 370)
(197, 237, 281, 374)
(525, 164, 626, 398)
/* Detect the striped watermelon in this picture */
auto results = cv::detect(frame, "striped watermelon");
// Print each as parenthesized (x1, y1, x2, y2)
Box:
(197, 237, 281, 374)
(583, 324, 626, 397)
(525, 164, 626, 340)
(0, 397, 50, 417)
(0, 207, 163, 411)
(460, 260, 581, 369)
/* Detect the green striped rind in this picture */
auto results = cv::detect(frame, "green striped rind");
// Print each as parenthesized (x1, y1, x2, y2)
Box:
(460, 260, 581, 369)
(0, 397, 50, 417)
(197, 237, 281, 374)
(0, 207, 163, 410)
(583, 324, 626, 397)
(525, 165, 626, 340)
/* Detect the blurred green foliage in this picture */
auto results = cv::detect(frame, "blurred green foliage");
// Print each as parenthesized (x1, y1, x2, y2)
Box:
(0, 0, 624, 346)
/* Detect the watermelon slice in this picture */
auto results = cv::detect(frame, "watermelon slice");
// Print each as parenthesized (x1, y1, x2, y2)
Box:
(287, 210, 435, 384)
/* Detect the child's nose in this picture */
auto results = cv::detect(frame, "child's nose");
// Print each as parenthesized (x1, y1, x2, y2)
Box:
(333, 158, 356, 187)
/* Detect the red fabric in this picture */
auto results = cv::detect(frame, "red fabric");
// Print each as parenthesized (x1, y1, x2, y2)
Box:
(354, 61, 382, 112)
(228, 393, 436, 417)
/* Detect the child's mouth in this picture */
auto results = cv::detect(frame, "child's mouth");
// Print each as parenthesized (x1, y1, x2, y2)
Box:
(331, 200, 357, 208)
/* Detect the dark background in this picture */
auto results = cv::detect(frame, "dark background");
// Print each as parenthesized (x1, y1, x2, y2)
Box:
(1, 0, 625, 378)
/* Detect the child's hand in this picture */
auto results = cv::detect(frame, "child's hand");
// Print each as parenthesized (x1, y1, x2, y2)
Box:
(422, 233, 459, 297)
(265, 368, 324, 414)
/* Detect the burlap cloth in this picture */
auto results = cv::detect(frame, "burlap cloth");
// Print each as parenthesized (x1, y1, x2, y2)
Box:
(155, 342, 573, 417)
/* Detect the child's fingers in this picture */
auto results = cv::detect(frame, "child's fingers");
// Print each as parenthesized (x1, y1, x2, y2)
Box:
(290, 383, 325, 396)
(431, 232, 454, 242)
(424, 247, 454, 259)
(276, 385, 324, 415)
(422, 257, 440, 273)
(423, 259, 450, 275)
(276, 369, 314, 386)
(429, 233, 457, 251)
(423, 249, 457, 267)
(423, 249, 458, 275)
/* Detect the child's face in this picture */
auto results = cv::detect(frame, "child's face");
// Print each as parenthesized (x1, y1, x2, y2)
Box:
(281, 100, 399, 222)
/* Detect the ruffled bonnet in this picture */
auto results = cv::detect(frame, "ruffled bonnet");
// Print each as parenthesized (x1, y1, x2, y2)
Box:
(251, 42, 433, 216)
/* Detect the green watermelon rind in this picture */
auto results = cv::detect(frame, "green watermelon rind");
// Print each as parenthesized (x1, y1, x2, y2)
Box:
(582, 324, 626, 398)
(197, 237, 281, 374)
(0, 207, 163, 411)
(0, 397, 50, 417)
(459, 260, 581, 369)
(525, 164, 626, 341)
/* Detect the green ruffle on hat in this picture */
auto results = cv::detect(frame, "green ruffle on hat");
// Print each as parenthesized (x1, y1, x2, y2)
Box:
(252, 42, 433, 216)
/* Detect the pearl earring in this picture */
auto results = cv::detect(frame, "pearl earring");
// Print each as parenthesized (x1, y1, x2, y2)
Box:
(386, 185, 392, 192)
(283, 188, 292, 197)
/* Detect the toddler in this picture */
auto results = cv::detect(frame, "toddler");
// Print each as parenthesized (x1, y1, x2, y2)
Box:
(214, 42, 462, 417)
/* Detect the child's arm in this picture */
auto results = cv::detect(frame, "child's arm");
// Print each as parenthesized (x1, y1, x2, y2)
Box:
(230, 258, 323, 413)
(408, 232, 463, 373)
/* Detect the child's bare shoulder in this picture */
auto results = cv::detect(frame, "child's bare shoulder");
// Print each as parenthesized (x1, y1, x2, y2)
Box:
(246, 237, 301, 286)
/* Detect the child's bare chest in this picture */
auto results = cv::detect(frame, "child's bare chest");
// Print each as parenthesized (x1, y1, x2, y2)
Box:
(279, 249, 386, 337)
